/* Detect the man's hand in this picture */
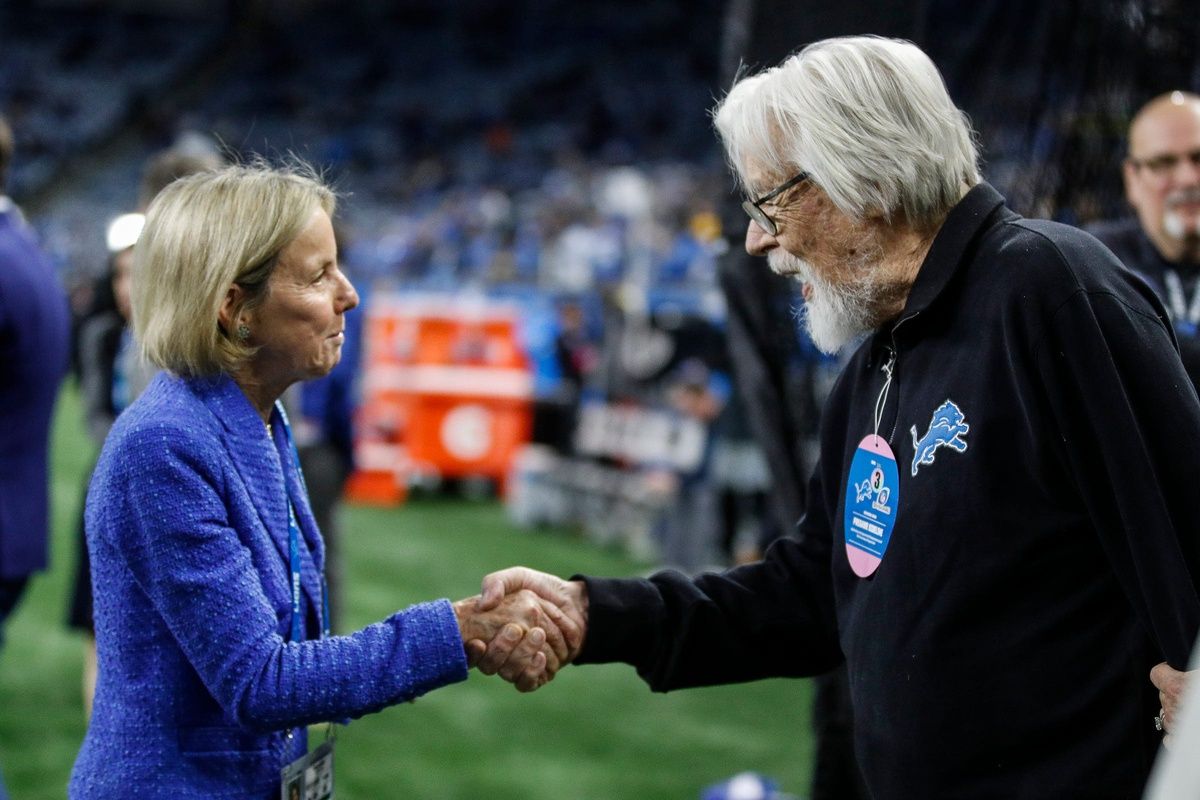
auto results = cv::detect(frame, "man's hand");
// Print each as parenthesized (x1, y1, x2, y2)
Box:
(470, 567, 589, 685)
(1150, 661, 1193, 742)
(452, 588, 573, 691)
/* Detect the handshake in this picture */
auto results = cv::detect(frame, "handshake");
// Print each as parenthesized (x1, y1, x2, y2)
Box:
(452, 567, 588, 692)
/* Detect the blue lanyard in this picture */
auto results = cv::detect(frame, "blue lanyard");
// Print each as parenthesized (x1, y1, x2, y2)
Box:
(274, 401, 332, 644)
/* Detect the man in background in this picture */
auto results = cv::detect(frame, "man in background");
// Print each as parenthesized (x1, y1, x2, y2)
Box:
(1092, 91, 1200, 391)
(1092, 89, 1200, 779)
(0, 113, 70, 798)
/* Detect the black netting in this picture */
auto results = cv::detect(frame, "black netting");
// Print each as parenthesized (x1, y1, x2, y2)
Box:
(726, 0, 1200, 224)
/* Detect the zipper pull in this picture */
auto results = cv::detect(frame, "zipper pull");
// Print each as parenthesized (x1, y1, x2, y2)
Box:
(881, 346, 896, 378)
(873, 347, 896, 438)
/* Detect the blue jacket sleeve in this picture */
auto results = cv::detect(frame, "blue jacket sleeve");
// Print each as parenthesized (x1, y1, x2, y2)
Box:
(105, 422, 468, 731)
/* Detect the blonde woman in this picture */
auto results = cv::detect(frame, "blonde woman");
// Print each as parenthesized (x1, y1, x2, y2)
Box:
(70, 163, 575, 798)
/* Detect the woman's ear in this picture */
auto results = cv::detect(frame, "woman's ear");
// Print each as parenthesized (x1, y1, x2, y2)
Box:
(217, 283, 246, 337)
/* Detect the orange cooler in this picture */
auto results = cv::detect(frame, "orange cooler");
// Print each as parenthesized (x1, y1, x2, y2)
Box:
(346, 294, 534, 504)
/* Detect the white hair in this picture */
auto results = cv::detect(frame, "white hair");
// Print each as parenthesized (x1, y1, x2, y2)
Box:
(713, 36, 981, 227)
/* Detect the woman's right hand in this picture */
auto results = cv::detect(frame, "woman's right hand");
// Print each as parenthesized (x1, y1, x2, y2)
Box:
(452, 589, 573, 691)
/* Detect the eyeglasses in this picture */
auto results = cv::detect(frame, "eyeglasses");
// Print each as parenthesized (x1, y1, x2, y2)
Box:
(742, 171, 809, 236)
(1129, 149, 1200, 178)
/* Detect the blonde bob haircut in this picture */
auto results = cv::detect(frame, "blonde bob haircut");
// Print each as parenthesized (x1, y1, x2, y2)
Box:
(132, 162, 335, 377)
(713, 36, 980, 228)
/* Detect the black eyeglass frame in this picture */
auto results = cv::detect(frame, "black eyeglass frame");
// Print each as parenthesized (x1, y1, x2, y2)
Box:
(741, 170, 809, 236)
(1127, 149, 1200, 177)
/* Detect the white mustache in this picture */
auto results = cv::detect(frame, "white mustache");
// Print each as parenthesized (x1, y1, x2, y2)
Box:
(767, 250, 810, 280)
(1166, 186, 1200, 208)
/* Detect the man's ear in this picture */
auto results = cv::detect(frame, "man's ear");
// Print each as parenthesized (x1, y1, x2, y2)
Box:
(217, 283, 246, 336)
(1122, 159, 1139, 207)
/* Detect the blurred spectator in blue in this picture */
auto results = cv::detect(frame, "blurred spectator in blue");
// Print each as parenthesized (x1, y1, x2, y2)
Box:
(1091, 91, 1200, 393)
(77, 214, 146, 440)
(67, 212, 145, 719)
(529, 297, 598, 454)
(0, 112, 71, 799)
(659, 357, 729, 573)
(656, 205, 721, 288)
(555, 297, 600, 393)
(709, 384, 774, 566)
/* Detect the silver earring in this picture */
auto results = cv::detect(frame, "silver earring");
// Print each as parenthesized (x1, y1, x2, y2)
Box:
(236, 323, 250, 342)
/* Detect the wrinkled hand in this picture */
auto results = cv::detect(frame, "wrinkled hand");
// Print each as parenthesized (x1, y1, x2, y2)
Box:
(468, 567, 588, 689)
(1151, 662, 1193, 744)
(453, 589, 570, 692)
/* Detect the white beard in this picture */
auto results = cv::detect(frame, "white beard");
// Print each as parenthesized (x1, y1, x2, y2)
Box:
(1163, 187, 1200, 241)
(1163, 209, 1200, 240)
(768, 249, 882, 355)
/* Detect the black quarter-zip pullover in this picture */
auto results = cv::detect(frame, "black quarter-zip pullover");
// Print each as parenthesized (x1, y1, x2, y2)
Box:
(577, 184, 1200, 799)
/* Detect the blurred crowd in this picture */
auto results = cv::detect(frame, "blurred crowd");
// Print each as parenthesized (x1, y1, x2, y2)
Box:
(2, 1, 763, 572)
(2, 0, 1194, 575)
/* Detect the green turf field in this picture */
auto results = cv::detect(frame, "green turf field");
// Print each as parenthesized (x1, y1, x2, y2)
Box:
(0, 383, 814, 799)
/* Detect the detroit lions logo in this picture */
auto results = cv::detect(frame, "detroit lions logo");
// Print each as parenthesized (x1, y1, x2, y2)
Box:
(910, 400, 969, 476)
(854, 476, 874, 502)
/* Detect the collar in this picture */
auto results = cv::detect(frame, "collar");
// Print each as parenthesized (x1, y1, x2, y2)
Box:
(896, 182, 1009, 320)
(187, 373, 325, 615)
(864, 183, 1009, 367)
(1135, 224, 1200, 280)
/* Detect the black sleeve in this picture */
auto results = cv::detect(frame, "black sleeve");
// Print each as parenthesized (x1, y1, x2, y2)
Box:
(574, 460, 842, 690)
(1036, 287, 1200, 667)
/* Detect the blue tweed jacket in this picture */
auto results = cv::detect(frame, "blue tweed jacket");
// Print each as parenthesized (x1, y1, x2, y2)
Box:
(70, 372, 468, 798)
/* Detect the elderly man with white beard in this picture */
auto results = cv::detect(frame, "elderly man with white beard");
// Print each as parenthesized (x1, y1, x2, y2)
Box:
(467, 37, 1200, 799)
(1091, 91, 1200, 395)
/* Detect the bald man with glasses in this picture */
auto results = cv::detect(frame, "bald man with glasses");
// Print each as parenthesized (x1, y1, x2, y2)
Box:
(1092, 91, 1200, 392)
(1088, 90, 1200, 762)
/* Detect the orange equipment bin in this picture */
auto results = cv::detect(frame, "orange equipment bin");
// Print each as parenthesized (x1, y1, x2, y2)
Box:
(345, 293, 534, 505)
